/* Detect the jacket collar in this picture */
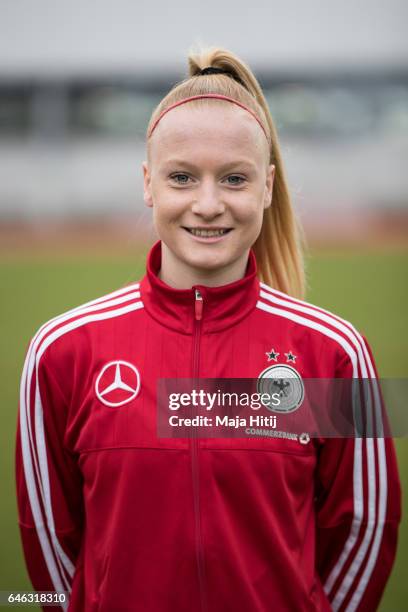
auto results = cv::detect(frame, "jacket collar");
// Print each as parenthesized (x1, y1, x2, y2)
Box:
(140, 240, 260, 334)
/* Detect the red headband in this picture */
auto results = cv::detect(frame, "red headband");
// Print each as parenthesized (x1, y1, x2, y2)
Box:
(147, 93, 270, 142)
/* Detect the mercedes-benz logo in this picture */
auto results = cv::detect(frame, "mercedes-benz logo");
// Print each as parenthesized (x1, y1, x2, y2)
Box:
(95, 360, 141, 407)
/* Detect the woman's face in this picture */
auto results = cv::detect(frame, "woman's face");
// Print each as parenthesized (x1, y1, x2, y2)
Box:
(143, 102, 275, 288)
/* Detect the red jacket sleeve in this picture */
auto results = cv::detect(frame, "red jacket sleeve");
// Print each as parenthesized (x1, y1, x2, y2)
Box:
(16, 335, 84, 607)
(315, 335, 401, 611)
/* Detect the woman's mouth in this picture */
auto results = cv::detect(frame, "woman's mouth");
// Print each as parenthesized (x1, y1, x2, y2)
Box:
(183, 227, 232, 238)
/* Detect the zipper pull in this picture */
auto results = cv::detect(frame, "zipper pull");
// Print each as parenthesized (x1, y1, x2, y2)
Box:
(194, 289, 203, 321)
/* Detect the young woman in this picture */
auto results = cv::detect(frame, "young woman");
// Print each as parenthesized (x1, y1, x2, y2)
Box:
(16, 47, 401, 611)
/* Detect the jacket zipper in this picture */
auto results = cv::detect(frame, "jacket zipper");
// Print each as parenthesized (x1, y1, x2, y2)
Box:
(191, 288, 207, 612)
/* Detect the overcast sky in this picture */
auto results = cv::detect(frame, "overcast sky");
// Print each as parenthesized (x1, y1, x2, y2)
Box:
(1, 0, 407, 76)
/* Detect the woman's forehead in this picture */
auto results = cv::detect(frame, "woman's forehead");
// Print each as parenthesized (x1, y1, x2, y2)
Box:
(149, 103, 268, 160)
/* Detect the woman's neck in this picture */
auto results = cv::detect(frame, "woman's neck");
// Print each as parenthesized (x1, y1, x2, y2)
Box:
(158, 244, 249, 289)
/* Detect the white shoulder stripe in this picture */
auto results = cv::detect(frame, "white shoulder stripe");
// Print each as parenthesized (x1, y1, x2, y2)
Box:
(257, 299, 361, 373)
(259, 288, 364, 366)
(260, 282, 383, 384)
(260, 281, 355, 327)
(37, 301, 144, 362)
(31, 282, 140, 346)
(260, 285, 385, 436)
(256, 293, 386, 611)
(20, 294, 143, 597)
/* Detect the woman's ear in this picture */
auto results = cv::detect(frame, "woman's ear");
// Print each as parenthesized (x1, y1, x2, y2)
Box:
(142, 161, 153, 208)
(263, 164, 275, 210)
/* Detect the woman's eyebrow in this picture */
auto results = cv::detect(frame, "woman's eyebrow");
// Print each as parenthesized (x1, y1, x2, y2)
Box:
(162, 159, 258, 172)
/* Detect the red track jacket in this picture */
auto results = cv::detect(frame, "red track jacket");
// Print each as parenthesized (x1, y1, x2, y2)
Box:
(16, 240, 401, 611)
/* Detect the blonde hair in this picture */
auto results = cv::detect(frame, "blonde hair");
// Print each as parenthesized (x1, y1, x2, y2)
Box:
(146, 46, 306, 299)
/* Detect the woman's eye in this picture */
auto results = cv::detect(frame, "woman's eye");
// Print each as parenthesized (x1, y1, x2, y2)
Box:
(226, 175, 245, 186)
(170, 174, 191, 184)
(169, 174, 245, 186)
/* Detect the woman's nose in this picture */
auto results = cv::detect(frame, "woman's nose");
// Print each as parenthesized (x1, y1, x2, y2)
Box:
(191, 180, 225, 219)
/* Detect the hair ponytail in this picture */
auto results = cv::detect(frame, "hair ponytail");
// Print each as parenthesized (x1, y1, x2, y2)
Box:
(146, 45, 306, 299)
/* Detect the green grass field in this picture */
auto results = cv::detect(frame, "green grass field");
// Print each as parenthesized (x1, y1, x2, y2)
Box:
(1, 246, 407, 610)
